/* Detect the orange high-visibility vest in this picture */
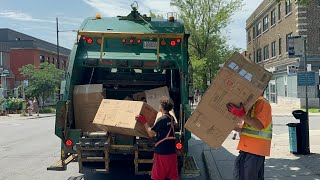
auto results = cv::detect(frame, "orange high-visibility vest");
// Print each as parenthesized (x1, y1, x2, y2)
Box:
(237, 97, 272, 156)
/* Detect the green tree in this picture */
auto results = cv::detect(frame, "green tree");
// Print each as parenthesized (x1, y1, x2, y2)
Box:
(171, 0, 243, 90)
(149, 10, 164, 19)
(20, 62, 64, 107)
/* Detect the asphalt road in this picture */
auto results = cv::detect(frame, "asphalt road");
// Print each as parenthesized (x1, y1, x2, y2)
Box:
(0, 115, 318, 180)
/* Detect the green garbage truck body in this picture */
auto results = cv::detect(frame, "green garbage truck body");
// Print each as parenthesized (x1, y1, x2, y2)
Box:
(49, 8, 198, 176)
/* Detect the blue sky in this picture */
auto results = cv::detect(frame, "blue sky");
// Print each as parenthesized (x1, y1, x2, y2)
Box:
(0, 0, 263, 50)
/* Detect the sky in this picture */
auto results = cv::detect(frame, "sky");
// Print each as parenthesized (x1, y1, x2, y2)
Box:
(0, 0, 263, 50)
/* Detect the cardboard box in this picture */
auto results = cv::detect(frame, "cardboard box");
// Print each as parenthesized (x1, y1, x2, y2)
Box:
(73, 84, 104, 132)
(145, 86, 178, 123)
(93, 99, 157, 138)
(145, 86, 170, 110)
(185, 52, 272, 149)
(132, 92, 146, 101)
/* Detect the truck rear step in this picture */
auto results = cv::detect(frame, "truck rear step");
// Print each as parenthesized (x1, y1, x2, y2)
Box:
(134, 138, 155, 175)
(47, 154, 77, 171)
(76, 135, 110, 174)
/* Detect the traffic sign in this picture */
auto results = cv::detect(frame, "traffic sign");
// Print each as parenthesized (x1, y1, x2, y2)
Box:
(297, 72, 315, 86)
(288, 36, 304, 58)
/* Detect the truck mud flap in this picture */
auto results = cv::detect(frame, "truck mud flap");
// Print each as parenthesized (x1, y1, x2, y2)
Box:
(47, 154, 78, 171)
(180, 156, 200, 178)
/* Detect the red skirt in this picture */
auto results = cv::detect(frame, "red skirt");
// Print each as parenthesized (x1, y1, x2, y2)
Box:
(151, 153, 179, 180)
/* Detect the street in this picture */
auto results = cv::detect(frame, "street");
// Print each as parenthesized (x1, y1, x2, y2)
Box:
(0, 115, 319, 180)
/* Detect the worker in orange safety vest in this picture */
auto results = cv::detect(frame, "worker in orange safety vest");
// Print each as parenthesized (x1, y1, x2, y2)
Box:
(227, 94, 272, 180)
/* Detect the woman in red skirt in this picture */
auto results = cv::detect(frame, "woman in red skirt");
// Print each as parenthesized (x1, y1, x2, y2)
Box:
(136, 96, 178, 180)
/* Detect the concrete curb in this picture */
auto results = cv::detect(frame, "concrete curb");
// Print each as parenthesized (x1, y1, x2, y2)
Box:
(202, 150, 222, 180)
(272, 113, 320, 117)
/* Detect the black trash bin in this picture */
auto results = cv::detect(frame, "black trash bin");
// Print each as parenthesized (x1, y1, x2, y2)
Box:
(289, 110, 310, 155)
(287, 123, 302, 154)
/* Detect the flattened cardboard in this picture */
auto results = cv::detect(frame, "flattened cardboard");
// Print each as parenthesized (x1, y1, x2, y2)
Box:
(185, 52, 272, 149)
(93, 99, 157, 138)
(145, 86, 170, 110)
(145, 86, 178, 123)
(132, 92, 146, 101)
(73, 84, 104, 132)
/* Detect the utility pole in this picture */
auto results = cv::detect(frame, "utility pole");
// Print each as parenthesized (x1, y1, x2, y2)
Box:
(56, 17, 60, 69)
(302, 37, 310, 154)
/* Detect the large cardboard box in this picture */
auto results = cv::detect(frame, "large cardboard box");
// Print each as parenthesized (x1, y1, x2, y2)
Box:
(185, 52, 272, 149)
(93, 99, 157, 138)
(145, 86, 178, 123)
(73, 84, 104, 132)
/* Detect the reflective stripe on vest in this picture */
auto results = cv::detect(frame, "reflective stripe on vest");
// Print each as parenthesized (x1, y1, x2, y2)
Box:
(240, 97, 272, 140)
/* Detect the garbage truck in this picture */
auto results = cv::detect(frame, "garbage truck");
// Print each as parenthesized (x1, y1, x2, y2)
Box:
(48, 3, 199, 177)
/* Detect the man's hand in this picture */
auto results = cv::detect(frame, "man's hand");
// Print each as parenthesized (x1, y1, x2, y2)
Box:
(226, 103, 246, 119)
(135, 114, 147, 125)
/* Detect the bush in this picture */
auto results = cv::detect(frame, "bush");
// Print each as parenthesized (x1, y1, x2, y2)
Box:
(5, 97, 25, 111)
(39, 107, 56, 113)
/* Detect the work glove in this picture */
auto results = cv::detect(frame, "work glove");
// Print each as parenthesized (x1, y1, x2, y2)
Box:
(135, 114, 147, 125)
(226, 103, 245, 119)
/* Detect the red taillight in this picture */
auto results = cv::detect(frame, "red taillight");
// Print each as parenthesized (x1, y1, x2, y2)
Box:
(129, 39, 134, 43)
(81, 36, 87, 40)
(176, 142, 183, 150)
(177, 39, 181, 43)
(86, 38, 93, 44)
(122, 39, 126, 43)
(65, 139, 73, 147)
(137, 39, 141, 44)
(170, 40, 176, 46)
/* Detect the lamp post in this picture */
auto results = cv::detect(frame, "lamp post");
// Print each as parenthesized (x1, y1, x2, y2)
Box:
(56, 17, 77, 72)
(56, 18, 77, 101)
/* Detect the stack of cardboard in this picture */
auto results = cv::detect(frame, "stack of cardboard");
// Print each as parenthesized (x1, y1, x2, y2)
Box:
(93, 86, 177, 137)
(73, 84, 104, 132)
(185, 52, 272, 149)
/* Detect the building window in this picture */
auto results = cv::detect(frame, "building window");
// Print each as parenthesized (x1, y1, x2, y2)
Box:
(264, 45, 269, 60)
(285, 0, 292, 15)
(271, 41, 276, 57)
(249, 54, 252, 60)
(286, 32, 293, 52)
(278, 3, 282, 20)
(263, 15, 269, 31)
(256, 21, 261, 36)
(52, 57, 55, 65)
(253, 51, 256, 62)
(40, 55, 45, 63)
(256, 49, 262, 63)
(47, 57, 50, 63)
(279, 37, 282, 55)
(271, 9, 276, 26)
(253, 26, 256, 38)
(248, 30, 251, 43)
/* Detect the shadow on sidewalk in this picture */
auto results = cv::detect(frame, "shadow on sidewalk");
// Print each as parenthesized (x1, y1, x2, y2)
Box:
(206, 145, 320, 179)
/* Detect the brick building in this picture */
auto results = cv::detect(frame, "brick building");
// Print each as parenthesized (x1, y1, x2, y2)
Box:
(246, 0, 320, 108)
(0, 28, 70, 91)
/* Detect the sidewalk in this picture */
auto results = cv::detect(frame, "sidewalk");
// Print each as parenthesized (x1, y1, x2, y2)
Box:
(203, 130, 320, 180)
(0, 113, 55, 120)
(271, 104, 320, 117)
